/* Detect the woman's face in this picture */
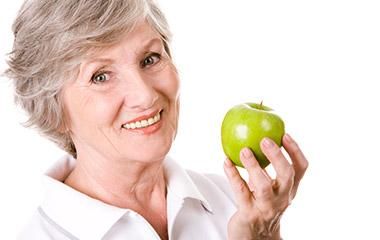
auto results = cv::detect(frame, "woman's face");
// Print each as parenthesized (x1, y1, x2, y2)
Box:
(62, 21, 180, 163)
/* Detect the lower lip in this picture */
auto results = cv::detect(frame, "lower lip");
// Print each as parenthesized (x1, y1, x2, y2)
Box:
(124, 113, 163, 135)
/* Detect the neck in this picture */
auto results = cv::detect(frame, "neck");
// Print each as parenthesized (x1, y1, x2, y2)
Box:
(64, 152, 167, 209)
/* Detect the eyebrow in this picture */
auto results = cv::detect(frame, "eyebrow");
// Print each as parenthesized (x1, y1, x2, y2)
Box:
(141, 37, 163, 51)
(85, 57, 114, 65)
(132, 37, 165, 58)
(85, 37, 163, 65)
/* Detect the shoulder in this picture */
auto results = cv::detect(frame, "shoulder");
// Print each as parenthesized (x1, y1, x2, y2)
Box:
(186, 169, 236, 206)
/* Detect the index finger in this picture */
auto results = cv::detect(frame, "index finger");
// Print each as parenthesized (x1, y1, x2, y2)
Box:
(223, 158, 253, 209)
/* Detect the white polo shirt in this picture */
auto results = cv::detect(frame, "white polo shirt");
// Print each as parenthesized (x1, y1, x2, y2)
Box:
(18, 156, 237, 240)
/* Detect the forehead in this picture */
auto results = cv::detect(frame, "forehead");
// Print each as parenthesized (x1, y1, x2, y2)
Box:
(86, 21, 163, 61)
(119, 20, 162, 47)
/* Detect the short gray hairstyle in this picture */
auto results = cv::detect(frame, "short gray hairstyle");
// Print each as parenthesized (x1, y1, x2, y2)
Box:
(5, 0, 172, 157)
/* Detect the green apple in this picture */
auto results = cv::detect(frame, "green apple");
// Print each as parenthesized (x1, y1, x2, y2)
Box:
(221, 102, 285, 168)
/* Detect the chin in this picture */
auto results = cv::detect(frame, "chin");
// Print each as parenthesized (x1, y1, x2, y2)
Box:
(120, 136, 174, 163)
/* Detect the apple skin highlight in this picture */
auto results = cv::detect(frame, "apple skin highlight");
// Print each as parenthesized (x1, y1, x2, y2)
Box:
(221, 102, 285, 168)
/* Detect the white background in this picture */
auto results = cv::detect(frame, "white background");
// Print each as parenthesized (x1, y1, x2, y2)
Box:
(1, 0, 379, 239)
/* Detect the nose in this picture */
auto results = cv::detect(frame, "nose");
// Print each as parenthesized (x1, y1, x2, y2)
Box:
(121, 69, 159, 110)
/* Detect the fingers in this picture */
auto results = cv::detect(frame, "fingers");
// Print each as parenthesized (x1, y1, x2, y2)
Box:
(260, 138, 295, 193)
(282, 133, 309, 198)
(224, 158, 252, 208)
(240, 148, 273, 200)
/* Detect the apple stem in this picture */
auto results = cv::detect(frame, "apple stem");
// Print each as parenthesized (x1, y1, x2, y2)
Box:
(260, 100, 263, 109)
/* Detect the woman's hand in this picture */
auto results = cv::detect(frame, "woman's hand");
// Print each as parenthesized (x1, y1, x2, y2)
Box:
(224, 133, 308, 240)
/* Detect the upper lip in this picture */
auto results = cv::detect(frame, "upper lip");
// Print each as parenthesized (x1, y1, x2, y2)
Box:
(123, 109, 162, 125)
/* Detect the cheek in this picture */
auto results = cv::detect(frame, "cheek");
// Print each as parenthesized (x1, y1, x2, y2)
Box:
(162, 70, 180, 128)
(65, 90, 122, 131)
(162, 69, 180, 101)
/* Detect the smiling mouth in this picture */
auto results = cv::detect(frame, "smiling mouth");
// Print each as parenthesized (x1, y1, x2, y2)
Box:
(122, 110, 162, 130)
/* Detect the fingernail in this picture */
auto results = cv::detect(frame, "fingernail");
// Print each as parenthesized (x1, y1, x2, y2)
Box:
(262, 137, 274, 148)
(284, 133, 293, 142)
(241, 147, 252, 159)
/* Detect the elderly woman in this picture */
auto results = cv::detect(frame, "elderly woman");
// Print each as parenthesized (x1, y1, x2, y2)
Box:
(7, 0, 308, 239)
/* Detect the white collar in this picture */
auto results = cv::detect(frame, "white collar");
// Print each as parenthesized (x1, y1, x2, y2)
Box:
(40, 155, 212, 239)
(164, 156, 213, 212)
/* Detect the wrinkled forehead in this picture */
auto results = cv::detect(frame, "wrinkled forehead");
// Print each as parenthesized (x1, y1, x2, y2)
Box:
(83, 20, 166, 59)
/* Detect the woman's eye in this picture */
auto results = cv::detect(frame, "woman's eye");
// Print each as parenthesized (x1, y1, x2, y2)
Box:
(141, 53, 161, 68)
(91, 72, 110, 84)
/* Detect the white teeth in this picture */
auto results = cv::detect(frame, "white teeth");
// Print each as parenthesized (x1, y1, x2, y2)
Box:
(141, 120, 148, 127)
(123, 111, 161, 129)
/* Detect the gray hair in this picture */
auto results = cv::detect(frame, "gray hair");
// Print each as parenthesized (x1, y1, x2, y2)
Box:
(5, 0, 172, 157)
